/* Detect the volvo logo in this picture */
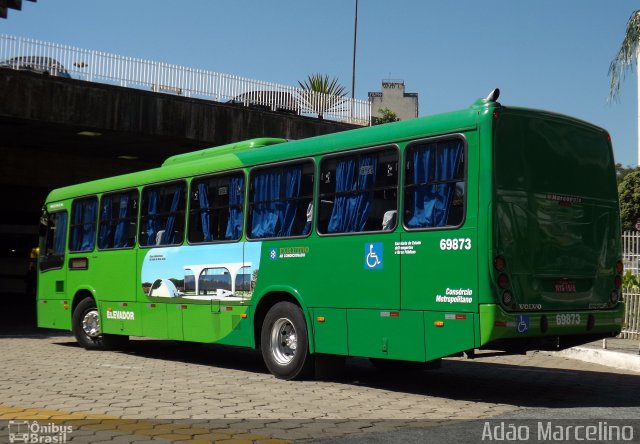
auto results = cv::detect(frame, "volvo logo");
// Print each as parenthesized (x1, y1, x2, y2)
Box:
(518, 304, 542, 310)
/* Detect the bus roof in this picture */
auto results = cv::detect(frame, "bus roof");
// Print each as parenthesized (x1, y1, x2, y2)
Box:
(161, 138, 288, 167)
(45, 105, 480, 204)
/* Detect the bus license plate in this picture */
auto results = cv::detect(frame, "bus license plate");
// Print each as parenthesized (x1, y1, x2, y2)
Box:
(554, 279, 576, 293)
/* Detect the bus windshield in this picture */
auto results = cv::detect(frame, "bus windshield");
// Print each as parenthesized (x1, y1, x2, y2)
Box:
(493, 110, 619, 311)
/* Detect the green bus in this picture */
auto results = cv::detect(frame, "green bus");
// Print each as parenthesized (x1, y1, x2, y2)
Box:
(37, 90, 624, 379)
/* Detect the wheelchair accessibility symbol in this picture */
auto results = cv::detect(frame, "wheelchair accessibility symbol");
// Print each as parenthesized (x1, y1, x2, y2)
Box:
(516, 315, 529, 334)
(365, 243, 383, 270)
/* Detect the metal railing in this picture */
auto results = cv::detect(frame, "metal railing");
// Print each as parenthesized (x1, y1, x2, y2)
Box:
(0, 34, 371, 126)
(621, 232, 640, 343)
(621, 289, 640, 340)
(622, 231, 640, 276)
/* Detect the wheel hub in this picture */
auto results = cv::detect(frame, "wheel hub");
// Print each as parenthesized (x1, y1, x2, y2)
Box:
(82, 309, 101, 338)
(270, 317, 297, 365)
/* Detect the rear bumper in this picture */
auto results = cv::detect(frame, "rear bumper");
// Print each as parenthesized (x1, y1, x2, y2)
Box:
(479, 303, 624, 351)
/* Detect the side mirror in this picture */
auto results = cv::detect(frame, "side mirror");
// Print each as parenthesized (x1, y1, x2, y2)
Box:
(39, 211, 49, 237)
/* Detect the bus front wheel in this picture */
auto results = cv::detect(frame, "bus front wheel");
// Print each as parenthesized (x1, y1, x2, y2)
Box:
(260, 301, 313, 380)
(72, 297, 128, 350)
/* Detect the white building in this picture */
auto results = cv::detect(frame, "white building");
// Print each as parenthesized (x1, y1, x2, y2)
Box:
(368, 80, 418, 122)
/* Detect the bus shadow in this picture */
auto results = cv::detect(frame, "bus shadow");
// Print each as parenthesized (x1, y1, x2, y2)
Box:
(56, 337, 270, 374)
(0, 327, 73, 339)
(53, 338, 640, 409)
(343, 356, 640, 409)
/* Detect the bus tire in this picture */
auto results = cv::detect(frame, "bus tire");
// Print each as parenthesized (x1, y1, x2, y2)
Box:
(72, 297, 104, 349)
(72, 297, 129, 350)
(260, 301, 314, 380)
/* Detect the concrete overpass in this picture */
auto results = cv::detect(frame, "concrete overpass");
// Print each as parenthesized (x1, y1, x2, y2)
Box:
(0, 68, 358, 312)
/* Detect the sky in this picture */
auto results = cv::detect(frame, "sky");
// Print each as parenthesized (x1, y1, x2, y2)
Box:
(2, 1, 640, 166)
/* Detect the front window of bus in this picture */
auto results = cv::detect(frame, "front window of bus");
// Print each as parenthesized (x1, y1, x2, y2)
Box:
(39, 211, 68, 271)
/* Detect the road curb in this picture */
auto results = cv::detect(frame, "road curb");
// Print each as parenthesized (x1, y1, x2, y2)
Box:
(553, 347, 640, 373)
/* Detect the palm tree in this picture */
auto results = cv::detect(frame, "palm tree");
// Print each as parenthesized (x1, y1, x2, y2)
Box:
(609, 10, 640, 101)
(298, 74, 348, 119)
(609, 10, 640, 165)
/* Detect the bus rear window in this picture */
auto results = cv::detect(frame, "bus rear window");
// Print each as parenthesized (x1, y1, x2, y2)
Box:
(494, 112, 616, 199)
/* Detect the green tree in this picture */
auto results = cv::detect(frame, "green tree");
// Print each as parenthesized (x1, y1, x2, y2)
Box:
(298, 74, 348, 119)
(373, 107, 399, 125)
(609, 10, 640, 101)
(617, 163, 639, 185)
(618, 169, 640, 231)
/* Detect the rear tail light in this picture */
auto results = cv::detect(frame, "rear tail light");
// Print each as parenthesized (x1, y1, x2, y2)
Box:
(498, 273, 510, 289)
(502, 290, 513, 306)
(616, 260, 624, 274)
(610, 290, 620, 304)
(614, 275, 622, 289)
(495, 256, 513, 305)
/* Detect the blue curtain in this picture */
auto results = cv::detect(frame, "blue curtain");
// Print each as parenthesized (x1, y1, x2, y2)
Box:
(80, 200, 97, 251)
(113, 193, 130, 248)
(161, 185, 183, 244)
(406, 140, 462, 228)
(71, 200, 96, 251)
(250, 168, 303, 238)
(328, 155, 377, 233)
(302, 202, 312, 235)
(280, 167, 302, 237)
(327, 157, 355, 233)
(98, 196, 113, 249)
(225, 175, 244, 240)
(145, 189, 159, 246)
(70, 204, 83, 251)
(251, 170, 281, 238)
(53, 213, 67, 254)
(197, 183, 212, 242)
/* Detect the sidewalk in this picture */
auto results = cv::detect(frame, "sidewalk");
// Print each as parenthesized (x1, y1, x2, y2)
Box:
(554, 337, 640, 373)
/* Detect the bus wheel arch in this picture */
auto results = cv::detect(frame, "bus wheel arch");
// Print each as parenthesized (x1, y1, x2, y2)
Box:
(71, 294, 103, 349)
(71, 289, 94, 317)
(71, 292, 129, 350)
(253, 291, 315, 380)
(253, 291, 312, 348)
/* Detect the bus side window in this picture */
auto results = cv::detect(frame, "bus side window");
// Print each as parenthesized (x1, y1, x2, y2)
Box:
(69, 197, 98, 252)
(247, 161, 314, 239)
(97, 190, 138, 250)
(404, 137, 465, 229)
(318, 147, 398, 234)
(139, 182, 186, 247)
(188, 172, 245, 243)
(39, 211, 68, 272)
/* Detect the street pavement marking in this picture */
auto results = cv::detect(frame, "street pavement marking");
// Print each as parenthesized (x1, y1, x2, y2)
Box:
(0, 405, 292, 443)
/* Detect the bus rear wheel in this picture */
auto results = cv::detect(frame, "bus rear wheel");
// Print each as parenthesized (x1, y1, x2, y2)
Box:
(260, 301, 313, 380)
(72, 297, 128, 350)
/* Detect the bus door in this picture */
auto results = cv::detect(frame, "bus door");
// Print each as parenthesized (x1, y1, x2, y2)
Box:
(72, 193, 141, 336)
(309, 147, 403, 358)
(37, 208, 69, 329)
(400, 135, 478, 360)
